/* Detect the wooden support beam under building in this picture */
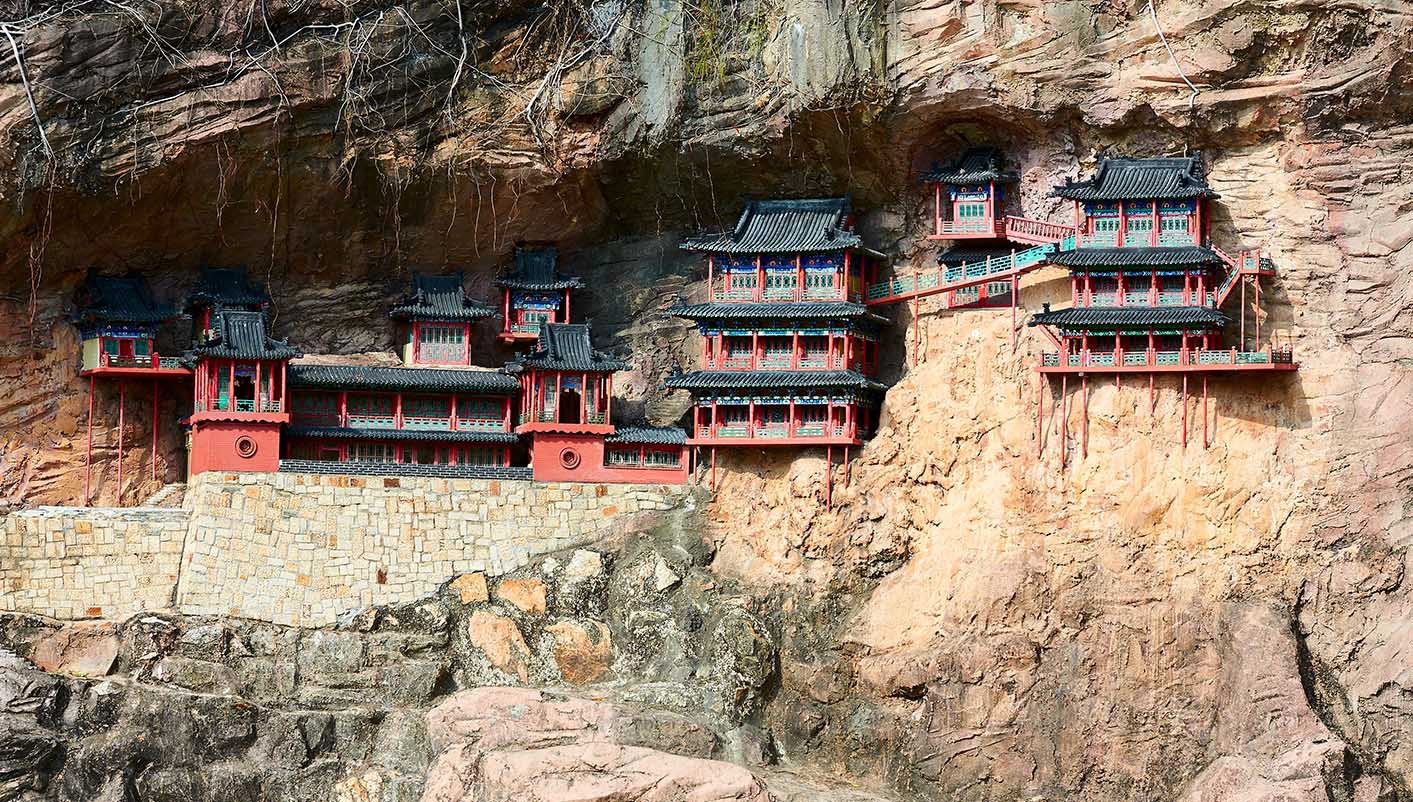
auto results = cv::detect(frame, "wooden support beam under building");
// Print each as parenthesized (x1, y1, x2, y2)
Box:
(84, 375, 94, 507)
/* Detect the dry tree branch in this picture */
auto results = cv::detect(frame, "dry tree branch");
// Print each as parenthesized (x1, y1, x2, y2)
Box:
(1, 24, 52, 157)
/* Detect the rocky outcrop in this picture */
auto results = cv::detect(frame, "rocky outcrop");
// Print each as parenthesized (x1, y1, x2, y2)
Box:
(1, 1, 1412, 801)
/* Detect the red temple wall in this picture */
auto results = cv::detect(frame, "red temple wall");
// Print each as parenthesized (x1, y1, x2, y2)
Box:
(529, 432, 688, 484)
(189, 420, 284, 475)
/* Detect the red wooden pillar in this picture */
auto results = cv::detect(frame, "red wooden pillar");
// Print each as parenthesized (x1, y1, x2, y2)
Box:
(564, 289, 572, 324)
(707, 255, 714, 300)
(84, 375, 94, 506)
(1202, 375, 1209, 449)
(340, 391, 348, 427)
(1036, 374, 1044, 458)
(934, 182, 942, 236)
(503, 289, 511, 332)
(280, 361, 287, 412)
(1151, 201, 1159, 246)
(1181, 374, 1189, 449)
(1060, 374, 1068, 469)
(754, 255, 763, 301)
(580, 372, 588, 422)
(412, 323, 420, 363)
(825, 445, 833, 508)
(1081, 375, 1089, 459)
(605, 375, 613, 424)
(151, 379, 159, 481)
(462, 323, 471, 364)
(255, 362, 262, 412)
(117, 380, 126, 505)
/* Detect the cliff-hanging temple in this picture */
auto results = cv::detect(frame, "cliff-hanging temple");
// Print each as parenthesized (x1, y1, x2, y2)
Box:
(68, 149, 1297, 503)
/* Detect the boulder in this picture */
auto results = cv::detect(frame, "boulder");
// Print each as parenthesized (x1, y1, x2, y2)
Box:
(422, 688, 763, 802)
(545, 620, 613, 685)
(495, 579, 548, 616)
(447, 573, 489, 605)
(466, 612, 531, 683)
(27, 621, 120, 677)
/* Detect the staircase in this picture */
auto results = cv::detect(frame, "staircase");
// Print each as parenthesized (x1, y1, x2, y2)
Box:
(866, 217, 1075, 306)
(1212, 246, 1276, 307)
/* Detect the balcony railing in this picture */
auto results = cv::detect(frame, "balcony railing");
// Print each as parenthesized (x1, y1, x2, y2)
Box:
(522, 409, 606, 425)
(935, 218, 1004, 236)
(349, 413, 397, 428)
(202, 397, 284, 413)
(695, 422, 853, 440)
(509, 323, 542, 334)
(402, 415, 453, 431)
(1041, 348, 1296, 369)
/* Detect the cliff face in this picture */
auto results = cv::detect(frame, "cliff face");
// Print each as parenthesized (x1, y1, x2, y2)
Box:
(1, 0, 1411, 801)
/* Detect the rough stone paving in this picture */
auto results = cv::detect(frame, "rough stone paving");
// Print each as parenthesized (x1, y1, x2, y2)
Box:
(1, 472, 685, 626)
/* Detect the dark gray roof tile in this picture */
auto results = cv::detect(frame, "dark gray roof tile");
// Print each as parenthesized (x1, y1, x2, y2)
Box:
(495, 247, 584, 291)
(671, 301, 889, 327)
(289, 364, 519, 393)
(921, 146, 1017, 185)
(1029, 305, 1228, 329)
(75, 275, 177, 325)
(187, 267, 271, 310)
(604, 426, 687, 445)
(1048, 246, 1221, 268)
(510, 323, 628, 373)
(284, 426, 518, 444)
(664, 369, 887, 393)
(1053, 155, 1216, 201)
(390, 273, 497, 321)
(190, 309, 301, 360)
(681, 198, 864, 254)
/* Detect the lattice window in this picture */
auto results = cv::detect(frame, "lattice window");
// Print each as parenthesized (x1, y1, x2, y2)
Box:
(350, 443, 396, 463)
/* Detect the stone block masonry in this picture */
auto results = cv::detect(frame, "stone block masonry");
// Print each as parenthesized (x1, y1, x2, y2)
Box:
(0, 472, 686, 626)
(0, 507, 189, 620)
(175, 471, 686, 626)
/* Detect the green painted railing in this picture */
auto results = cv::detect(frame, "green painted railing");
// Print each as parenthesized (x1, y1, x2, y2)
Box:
(1041, 349, 1295, 369)
(867, 235, 1075, 302)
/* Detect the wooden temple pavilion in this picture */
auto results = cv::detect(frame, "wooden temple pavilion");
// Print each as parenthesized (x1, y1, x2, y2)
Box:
(74, 274, 191, 504)
(185, 306, 301, 475)
(920, 146, 1018, 240)
(667, 197, 890, 498)
(510, 322, 687, 483)
(391, 273, 498, 366)
(283, 364, 520, 469)
(495, 246, 583, 345)
(1030, 153, 1295, 459)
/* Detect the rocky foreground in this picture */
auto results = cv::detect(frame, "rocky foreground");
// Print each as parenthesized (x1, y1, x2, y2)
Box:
(1, 0, 1412, 800)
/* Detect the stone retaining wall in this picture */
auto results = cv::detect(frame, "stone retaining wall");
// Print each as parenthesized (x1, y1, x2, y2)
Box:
(0, 507, 188, 619)
(0, 472, 687, 625)
(176, 472, 686, 626)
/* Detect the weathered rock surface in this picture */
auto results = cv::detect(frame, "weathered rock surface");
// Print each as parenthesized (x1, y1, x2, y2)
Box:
(1, 1, 1412, 801)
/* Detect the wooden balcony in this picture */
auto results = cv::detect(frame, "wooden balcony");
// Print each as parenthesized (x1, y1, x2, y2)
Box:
(295, 411, 508, 432)
(82, 353, 192, 379)
(928, 218, 1005, 241)
(690, 422, 859, 446)
(1038, 348, 1297, 374)
(1004, 216, 1077, 245)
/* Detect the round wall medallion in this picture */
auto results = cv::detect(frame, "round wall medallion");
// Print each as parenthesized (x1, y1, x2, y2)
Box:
(235, 436, 258, 459)
(559, 448, 581, 470)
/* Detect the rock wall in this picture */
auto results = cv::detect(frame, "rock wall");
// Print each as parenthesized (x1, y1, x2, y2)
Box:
(178, 472, 688, 626)
(0, 506, 187, 620)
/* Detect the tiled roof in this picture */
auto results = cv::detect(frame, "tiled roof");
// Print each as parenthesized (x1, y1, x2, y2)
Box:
(1053, 155, 1216, 201)
(389, 273, 497, 321)
(190, 309, 301, 360)
(284, 426, 518, 445)
(937, 245, 1024, 266)
(187, 267, 271, 310)
(921, 146, 1018, 184)
(74, 274, 177, 325)
(288, 364, 519, 393)
(604, 426, 688, 445)
(510, 323, 628, 373)
(1048, 246, 1221, 268)
(1029, 305, 1229, 329)
(681, 198, 864, 254)
(671, 301, 889, 327)
(495, 247, 583, 291)
(664, 369, 887, 393)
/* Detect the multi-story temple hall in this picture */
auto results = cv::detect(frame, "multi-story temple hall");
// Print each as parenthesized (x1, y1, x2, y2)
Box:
(1028, 153, 1296, 460)
(666, 197, 890, 498)
(74, 274, 191, 505)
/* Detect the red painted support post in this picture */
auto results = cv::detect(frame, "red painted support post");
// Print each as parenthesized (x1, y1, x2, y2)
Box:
(912, 262, 920, 367)
(1202, 375, 1209, 449)
(1240, 277, 1246, 349)
(1060, 374, 1068, 469)
(565, 288, 572, 324)
(1149, 373, 1155, 416)
(151, 379, 159, 481)
(117, 381, 126, 506)
(84, 375, 94, 507)
(1255, 276, 1262, 348)
(1081, 375, 1089, 459)
(844, 446, 851, 488)
(1010, 272, 1018, 352)
(1036, 374, 1044, 458)
(1181, 374, 1189, 449)
(825, 445, 833, 508)
(710, 446, 717, 491)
